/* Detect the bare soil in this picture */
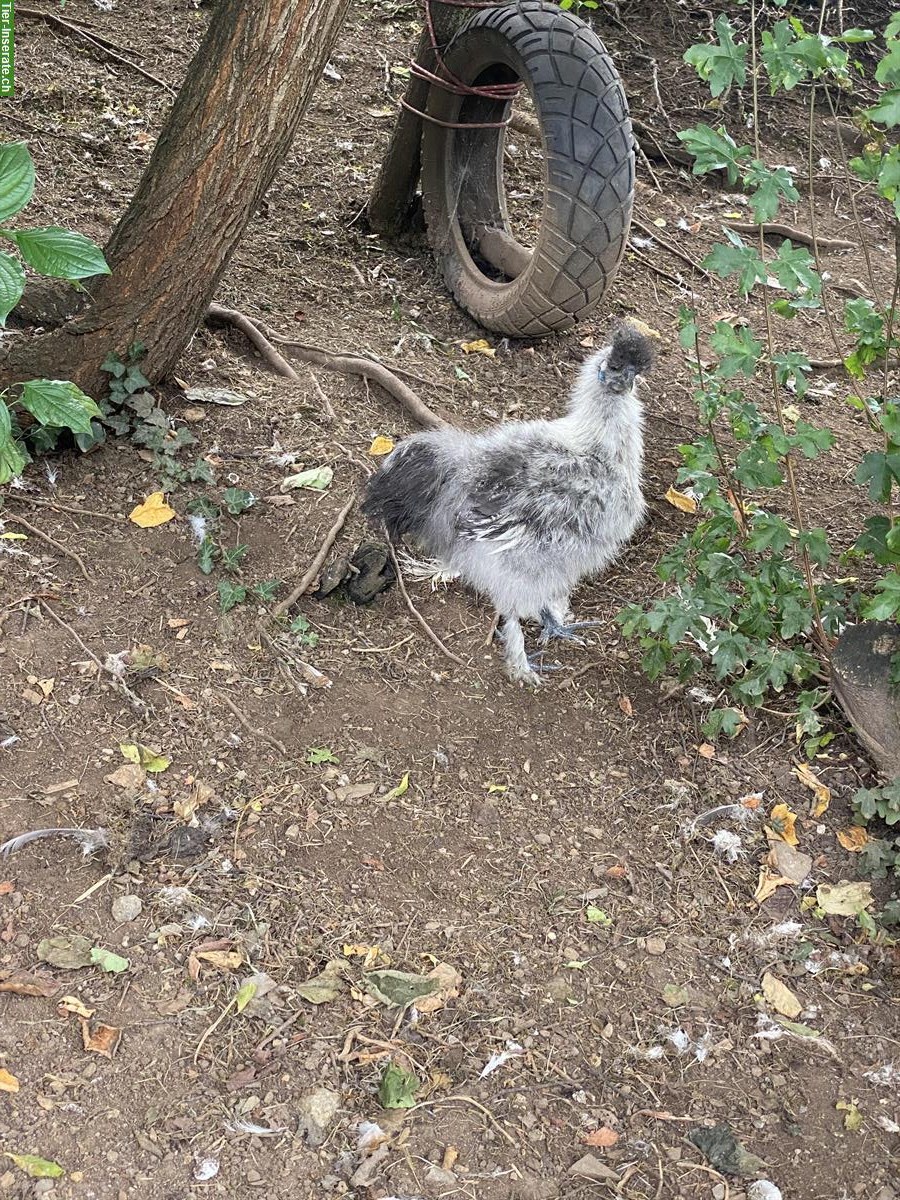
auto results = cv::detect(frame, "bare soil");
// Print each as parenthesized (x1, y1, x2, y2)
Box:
(0, 3, 898, 1199)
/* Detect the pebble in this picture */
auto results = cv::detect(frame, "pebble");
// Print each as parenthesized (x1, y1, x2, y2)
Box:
(112, 894, 143, 923)
(747, 1183, 783, 1200)
(534, 833, 551, 846)
(645, 937, 667, 956)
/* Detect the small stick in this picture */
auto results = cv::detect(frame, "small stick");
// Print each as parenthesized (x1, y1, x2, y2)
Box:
(484, 612, 500, 647)
(387, 542, 464, 667)
(3, 513, 92, 582)
(632, 215, 710, 277)
(409, 1095, 517, 1147)
(4, 494, 125, 522)
(307, 369, 337, 423)
(269, 494, 356, 623)
(628, 246, 688, 289)
(38, 600, 148, 712)
(218, 692, 288, 758)
(17, 6, 175, 94)
(725, 219, 855, 251)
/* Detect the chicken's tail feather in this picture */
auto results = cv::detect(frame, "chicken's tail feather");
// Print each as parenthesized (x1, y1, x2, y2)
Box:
(361, 438, 443, 545)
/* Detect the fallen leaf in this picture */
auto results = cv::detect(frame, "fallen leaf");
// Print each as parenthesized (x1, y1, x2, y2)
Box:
(297, 960, 346, 1005)
(58, 995, 94, 1019)
(783, 403, 801, 422)
(129, 491, 176, 528)
(184, 386, 248, 407)
(767, 841, 812, 885)
(416, 962, 462, 1014)
(0, 880, 14, 895)
(460, 338, 496, 357)
(776, 1016, 822, 1039)
(761, 971, 802, 1018)
(617, 696, 634, 717)
(364, 968, 438, 1008)
(0, 1068, 19, 1093)
(280, 466, 333, 492)
(586, 906, 612, 925)
(197, 949, 243, 971)
(664, 486, 698, 514)
(4, 1154, 64, 1180)
(753, 867, 796, 905)
(697, 742, 715, 759)
(37, 935, 93, 970)
(836, 1098, 863, 1132)
(837, 826, 869, 852)
(90, 947, 130, 974)
(662, 982, 690, 1007)
(627, 318, 661, 340)
(816, 880, 874, 916)
(569, 1154, 620, 1183)
(0, 531, 26, 540)
(104, 762, 146, 790)
(234, 980, 258, 1013)
(368, 436, 394, 456)
(582, 1126, 619, 1148)
(383, 772, 410, 801)
(766, 802, 799, 847)
(119, 743, 170, 773)
(0, 971, 60, 998)
(79, 1019, 121, 1058)
(688, 1124, 766, 1177)
(333, 782, 377, 802)
(378, 1061, 420, 1108)
(793, 761, 830, 817)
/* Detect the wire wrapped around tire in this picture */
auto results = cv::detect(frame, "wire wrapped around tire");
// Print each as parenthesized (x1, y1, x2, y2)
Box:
(420, 0, 634, 338)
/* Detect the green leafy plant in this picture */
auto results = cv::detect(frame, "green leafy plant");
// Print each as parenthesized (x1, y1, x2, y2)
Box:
(0, 141, 109, 483)
(290, 613, 320, 649)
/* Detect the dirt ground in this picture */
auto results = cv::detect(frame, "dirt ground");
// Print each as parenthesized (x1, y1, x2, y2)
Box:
(0, 2, 898, 1198)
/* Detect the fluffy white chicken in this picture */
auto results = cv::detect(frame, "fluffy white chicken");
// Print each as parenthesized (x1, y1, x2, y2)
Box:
(362, 326, 653, 684)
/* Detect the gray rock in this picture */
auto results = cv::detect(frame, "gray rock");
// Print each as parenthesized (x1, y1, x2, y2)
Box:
(112, 894, 143, 922)
(296, 1087, 340, 1148)
(568, 1154, 619, 1183)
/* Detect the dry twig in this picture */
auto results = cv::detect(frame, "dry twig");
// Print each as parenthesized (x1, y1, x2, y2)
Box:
(725, 218, 855, 251)
(38, 599, 148, 712)
(387, 542, 464, 667)
(633, 214, 710, 277)
(3, 513, 93, 582)
(218, 692, 288, 758)
(268, 494, 356, 623)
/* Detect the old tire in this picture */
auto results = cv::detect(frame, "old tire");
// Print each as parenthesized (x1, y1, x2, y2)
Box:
(420, 0, 634, 338)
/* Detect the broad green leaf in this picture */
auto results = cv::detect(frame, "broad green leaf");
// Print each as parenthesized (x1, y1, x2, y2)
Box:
(90, 947, 130, 974)
(866, 88, 900, 127)
(678, 305, 698, 350)
(364, 968, 438, 1008)
(378, 1061, 420, 1109)
(0, 142, 35, 223)
(306, 746, 337, 765)
(683, 15, 747, 98)
(1, 226, 110, 280)
(0, 248, 24, 324)
(771, 350, 812, 397)
(0, 399, 28, 483)
(768, 240, 821, 295)
(235, 980, 257, 1013)
(838, 28, 875, 43)
(876, 40, 900, 85)
(862, 571, 900, 620)
(217, 580, 247, 612)
(676, 124, 751, 182)
(710, 321, 763, 377)
(703, 233, 767, 297)
(586, 905, 612, 925)
(19, 379, 101, 434)
(222, 486, 255, 515)
(743, 160, 800, 223)
(856, 451, 900, 502)
(4, 1154, 64, 1180)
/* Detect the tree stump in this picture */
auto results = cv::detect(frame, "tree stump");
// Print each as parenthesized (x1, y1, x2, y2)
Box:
(831, 621, 900, 778)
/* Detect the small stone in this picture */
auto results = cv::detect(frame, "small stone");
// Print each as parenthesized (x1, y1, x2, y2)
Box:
(297, 1086, 340, 1147)
(424, 1165, 458, 1192)
(645, 937, 667, 956)
(569, 1154, 619, 1183)
(112, 895, 143, 923)
(534, 833, 551, 846)
(747, 1184, 783, 1200)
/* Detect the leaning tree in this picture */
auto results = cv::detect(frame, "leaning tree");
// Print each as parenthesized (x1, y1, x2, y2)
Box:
(2, 0, 350, 397)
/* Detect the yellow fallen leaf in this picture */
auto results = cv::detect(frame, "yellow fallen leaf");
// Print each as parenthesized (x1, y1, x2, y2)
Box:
(761, 971, 802, 1018)
(343, 943, 384, 968)
(0, 531, 27, 540)
(460, 339, 496, 357)
(626, 318, 661, 340)
(129, 491, 176, 528)
(836, 1098, 863, 1132)
(837, 826, 869, 852)
(369, 436, 394, 456)
(793, 761, 830, 817)
(816, 880, 873, 916)
(384, 772, 410, 800)
(120, 743, 170, 773)
(766, 802, 799, 847)
(783, 404, 801, 423)
(754, 867, 795, 905)
(0, 1068, 19, 1093)
(697, 742, 715, 759)
(58, 995, 94, 1020)
(665, 486, 698, 514)
(197, 949, 243, 971)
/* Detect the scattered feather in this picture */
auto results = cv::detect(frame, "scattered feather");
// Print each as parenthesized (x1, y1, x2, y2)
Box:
(1, 827, 109, 859)
(711, 829, 745, 862)
(194, 1157, 219, 1181)
(225, 1119, 288, 1137)
(480, 1041, 524, 1078)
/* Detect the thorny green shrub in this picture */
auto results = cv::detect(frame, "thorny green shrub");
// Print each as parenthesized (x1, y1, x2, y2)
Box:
(617, 6, 900, 894)
(0, 142, 109, 483)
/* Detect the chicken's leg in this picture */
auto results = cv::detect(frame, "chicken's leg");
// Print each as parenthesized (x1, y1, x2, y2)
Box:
(538, 607, 602, 646)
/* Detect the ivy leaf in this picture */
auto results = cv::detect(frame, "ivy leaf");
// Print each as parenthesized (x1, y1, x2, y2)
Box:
(223, 486, 256, 515)
(768, 240, 821, 295)
(710, 321, 763, 377)
(0, 249, 25, 324)
(866, 88, 900, 127)
(378, 1062, 420, 1109)
(18, 379, 102, 434)
(0, 226, 110, 280)
(703, 232, 767, 296)
(217, 580, 247, 612)
(676, 124, 751, 183)
(197, 536, 217, 575)
(743, 160, 800, 223)
(0, 142, 35, 223)
(683, 15, 747, 97)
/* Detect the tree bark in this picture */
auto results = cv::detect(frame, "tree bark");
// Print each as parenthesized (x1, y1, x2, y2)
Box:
(2, 0, 350, 397)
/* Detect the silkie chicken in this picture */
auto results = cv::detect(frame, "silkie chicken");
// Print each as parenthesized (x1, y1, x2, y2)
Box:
(362, 325, 654, 685)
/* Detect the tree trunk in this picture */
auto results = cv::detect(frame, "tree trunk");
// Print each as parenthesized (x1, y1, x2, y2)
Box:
(2, 0, 350, 397)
